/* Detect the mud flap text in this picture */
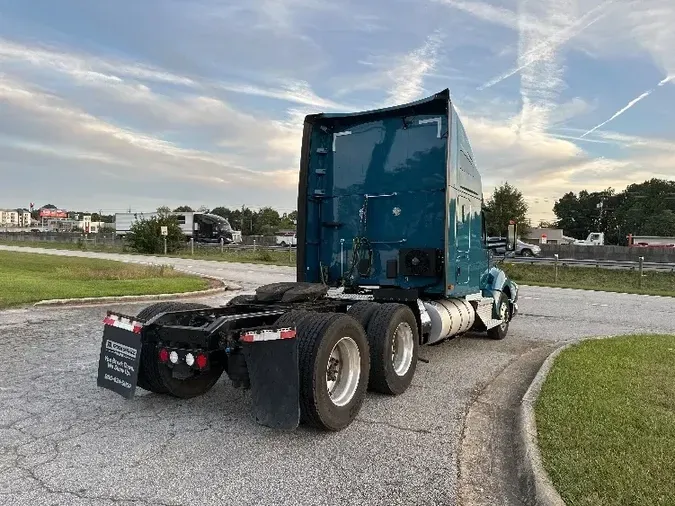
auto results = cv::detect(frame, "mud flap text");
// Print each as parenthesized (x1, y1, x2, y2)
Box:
(97, 326, 142, 399)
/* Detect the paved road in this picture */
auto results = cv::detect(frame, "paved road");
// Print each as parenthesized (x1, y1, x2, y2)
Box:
(1, 246, 675, 505)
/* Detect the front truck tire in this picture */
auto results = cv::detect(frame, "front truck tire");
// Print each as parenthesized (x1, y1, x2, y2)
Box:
(487, 292, 511, 340)
(136, 301, 226, 398)
(296, 313, 370, 431)
(366, 303, 419, 395)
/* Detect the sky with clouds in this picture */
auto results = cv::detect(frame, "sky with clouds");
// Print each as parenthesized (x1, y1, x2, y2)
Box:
(0, 0, 673, 223)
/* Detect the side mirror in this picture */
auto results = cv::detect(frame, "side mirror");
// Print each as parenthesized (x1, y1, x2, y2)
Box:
(506, 222, 517, 251)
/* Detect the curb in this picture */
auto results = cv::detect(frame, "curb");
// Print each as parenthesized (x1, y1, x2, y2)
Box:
(519, 335, 619, 506)
(519, 343, 570, 506)
(33, 274, 243, 308)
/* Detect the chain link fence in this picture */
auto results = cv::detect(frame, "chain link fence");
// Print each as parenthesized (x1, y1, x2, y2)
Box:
(0, 231, 297, 265)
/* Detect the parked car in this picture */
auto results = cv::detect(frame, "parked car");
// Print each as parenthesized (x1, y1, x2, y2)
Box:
(487, 237, 541, 257)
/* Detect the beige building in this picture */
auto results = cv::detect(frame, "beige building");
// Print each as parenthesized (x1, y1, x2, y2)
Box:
(523, 227, 570, 244)
(0, 209, 32, 228)
(77, 215, 106, 233)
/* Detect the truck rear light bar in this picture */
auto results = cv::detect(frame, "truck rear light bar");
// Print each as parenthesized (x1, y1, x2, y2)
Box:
(240, 328, 296, 343)
(158, 346, 209, 370)
(103, 314, 143, 334)
(185, 352, 208, 369)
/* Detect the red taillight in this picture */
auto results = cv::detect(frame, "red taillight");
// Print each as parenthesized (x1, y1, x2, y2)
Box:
(195, 353, 208, 369)
(158, 348, 169, 363)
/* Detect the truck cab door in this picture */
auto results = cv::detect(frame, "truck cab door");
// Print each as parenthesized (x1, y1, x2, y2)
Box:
(455, 195, 471, 286)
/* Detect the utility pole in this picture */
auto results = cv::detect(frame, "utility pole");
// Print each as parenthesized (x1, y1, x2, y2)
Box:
(596, 198, 605, 231)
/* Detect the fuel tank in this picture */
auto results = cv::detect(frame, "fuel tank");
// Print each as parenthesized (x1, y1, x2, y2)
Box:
(423, 298, 476, 344)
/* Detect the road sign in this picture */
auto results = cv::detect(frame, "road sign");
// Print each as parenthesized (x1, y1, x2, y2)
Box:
(160, 226, 168, 236)
(541, 234, 547, 244)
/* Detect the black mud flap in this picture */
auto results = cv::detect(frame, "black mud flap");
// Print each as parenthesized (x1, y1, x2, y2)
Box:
(96, 324, 143, 399)
(242, 337, 300, 430)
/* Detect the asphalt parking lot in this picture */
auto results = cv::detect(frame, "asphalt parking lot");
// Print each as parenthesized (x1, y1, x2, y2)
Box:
(2, 247, 675, 505)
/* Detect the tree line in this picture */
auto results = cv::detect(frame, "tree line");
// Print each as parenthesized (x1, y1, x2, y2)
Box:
(470, 178, 675, 246)
(37, 176, 675, 245)
(552, 178, 675, 245)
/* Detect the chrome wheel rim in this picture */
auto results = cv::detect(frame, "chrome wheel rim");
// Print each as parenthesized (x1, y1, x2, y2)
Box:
(326, 337, 361, 407)
(499, 301, 509, 330)
(392, 322, 414, 376)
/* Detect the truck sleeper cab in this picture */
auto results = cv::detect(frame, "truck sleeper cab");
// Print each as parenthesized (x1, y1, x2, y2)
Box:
(96, 89, 519, 432)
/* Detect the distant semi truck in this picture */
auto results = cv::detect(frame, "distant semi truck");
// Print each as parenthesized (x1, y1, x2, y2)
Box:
(114, 211, 237, 244)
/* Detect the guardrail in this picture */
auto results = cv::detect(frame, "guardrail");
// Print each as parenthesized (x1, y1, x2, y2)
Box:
(506, 256, 675, 272)
(198, 242, 294, 250)
(537, 243, 675, 263)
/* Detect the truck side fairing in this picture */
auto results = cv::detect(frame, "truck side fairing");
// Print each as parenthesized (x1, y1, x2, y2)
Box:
(446, 104, 485, 298)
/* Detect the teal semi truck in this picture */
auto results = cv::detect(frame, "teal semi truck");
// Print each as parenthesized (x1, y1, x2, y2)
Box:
(96, 89, 519, 432)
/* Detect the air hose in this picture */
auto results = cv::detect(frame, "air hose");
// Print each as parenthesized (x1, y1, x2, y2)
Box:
(343, 197, 374, 285)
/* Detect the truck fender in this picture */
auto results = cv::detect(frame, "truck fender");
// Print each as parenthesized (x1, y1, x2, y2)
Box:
(481, 267, 519, 318)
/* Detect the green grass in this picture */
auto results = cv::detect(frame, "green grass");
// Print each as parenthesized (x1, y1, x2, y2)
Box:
(0, 250, 209, 308)
(0, 239, 125, 253)
(0, 240, 296, 266)
(171, 246, 296, 265)
(501, 261, 675, 297)
(535, 334, 675, 506)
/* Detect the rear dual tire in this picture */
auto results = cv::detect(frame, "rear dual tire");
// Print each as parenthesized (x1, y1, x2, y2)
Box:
(281, 311, 371, 432)
(365, 303, 419, 395)
(346, 301, 381, 329)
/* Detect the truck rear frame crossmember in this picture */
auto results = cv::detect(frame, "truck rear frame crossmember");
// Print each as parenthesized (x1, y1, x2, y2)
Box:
(131, 298, 354, 345)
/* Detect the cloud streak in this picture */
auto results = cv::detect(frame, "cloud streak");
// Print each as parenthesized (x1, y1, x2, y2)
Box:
(0, 38, 196, 88)
(478, 0, 617, 90)
(383, 30, 445, 105)
(658, 75, 674, 86)
(217, 79, 349, 110)
(433, 0, 551, 34)
(327, 31, 445, 106)
(514, 0, 574, 133)
(580, 75, 673, 137)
